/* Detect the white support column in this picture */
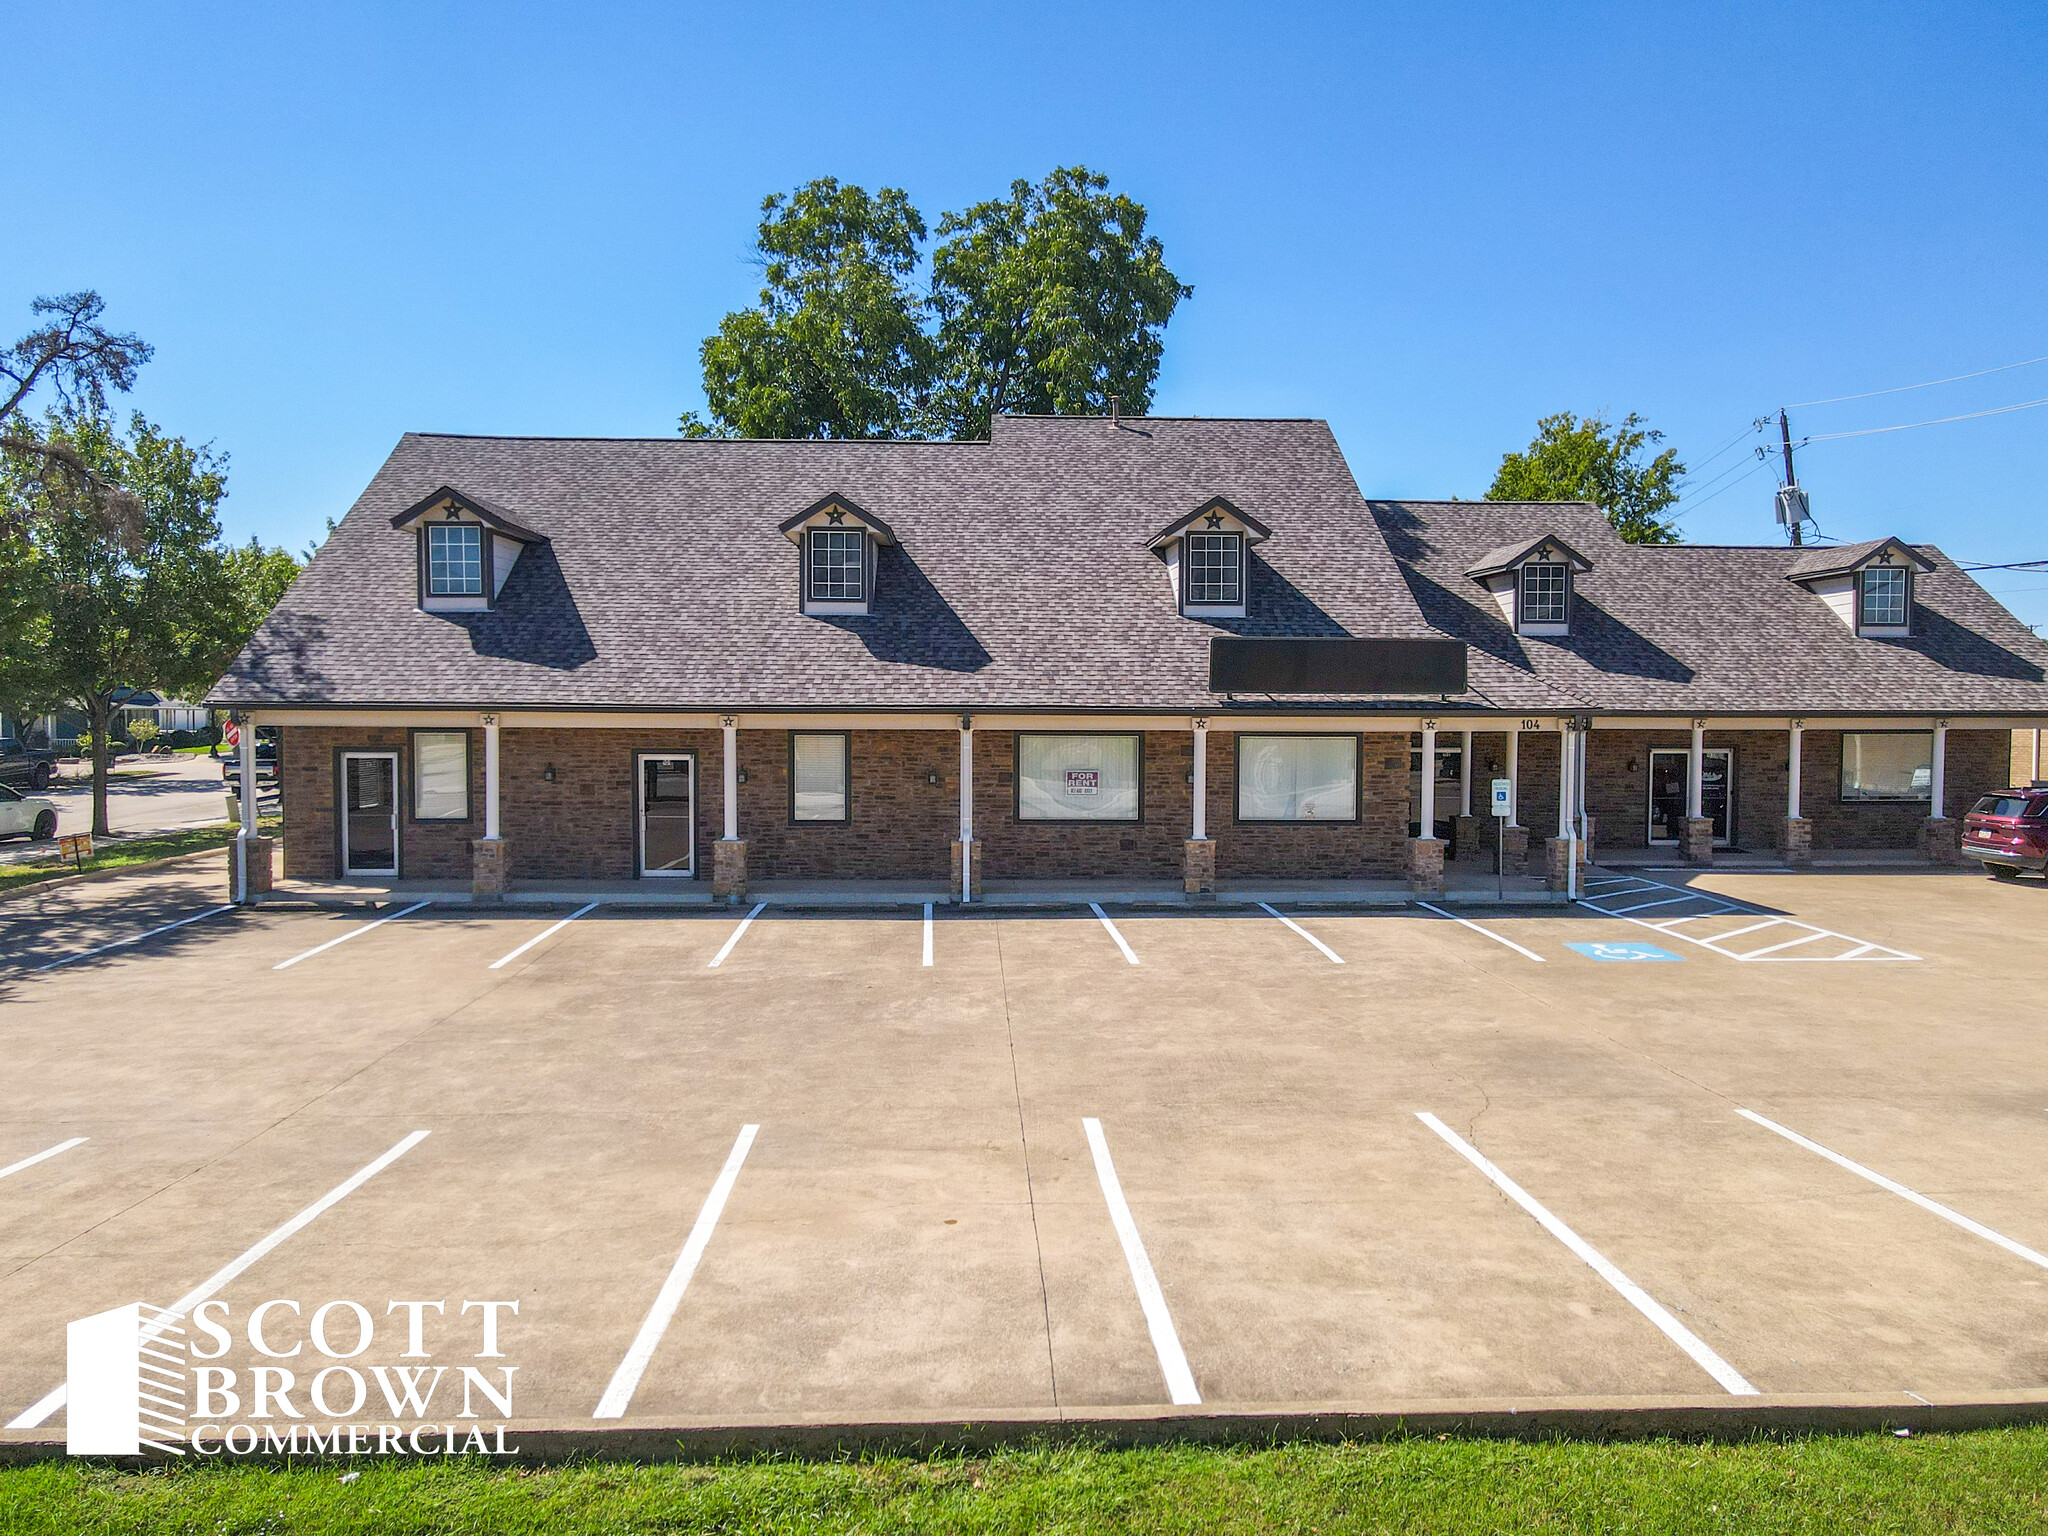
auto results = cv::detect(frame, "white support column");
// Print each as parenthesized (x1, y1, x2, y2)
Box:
(1787, 722, 1804, 818)
(1930, 721, 1947, 819)
(237, 718, 257, 836)
(1505, 726, 1520, 826)
(1688, 722, 1706, 820)
(721, 720, 739, 840)
(1419, 723, 1438, 836)
(1459, 729, 1473, 817)
(1548, 724, 1564, 843)
(1191, 720, 1208, 841)
(959, 724, 974, 844)
(483, 714, 501, 840)
(2032, 726, 2042, 784)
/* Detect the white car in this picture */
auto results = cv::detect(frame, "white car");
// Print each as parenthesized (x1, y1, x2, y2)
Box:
(0, 783, 58, 841)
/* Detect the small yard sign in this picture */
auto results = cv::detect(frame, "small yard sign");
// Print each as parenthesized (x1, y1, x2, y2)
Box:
(1566, 941, 1682, 963)
(57, 833, 93, 870)
(1490, 778, 1511, 815)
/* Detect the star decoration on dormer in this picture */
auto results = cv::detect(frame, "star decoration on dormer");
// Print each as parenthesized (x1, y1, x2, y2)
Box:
(825, 508, 846, 525)
(1203, 511, 1225, 529)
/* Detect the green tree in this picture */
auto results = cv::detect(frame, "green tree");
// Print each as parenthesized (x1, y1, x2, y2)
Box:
(0, 291, 152, 542)
(680, 168, 1190, 442)
(1486, 412, 1685, 544)
(687, 179, 931, 440)
(0, 407, 299, 834)
(925, 167, 1191, 440)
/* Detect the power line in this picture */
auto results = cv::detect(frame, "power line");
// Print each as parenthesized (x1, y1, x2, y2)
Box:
(1799, 395, 2048, 443)
(1671, 454, 1774, 517)
(1788, 352, 2048, 408)
(1675, 445, 1770, 503)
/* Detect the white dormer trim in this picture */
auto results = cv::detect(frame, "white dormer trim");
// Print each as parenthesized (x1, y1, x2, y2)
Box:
(390, 487, 545, 616)
(1465, 533, 1592, 638)
(1788, 538, 1931, 639)
(1149, 497, 1268, 620)
(780, 494, 894, 618)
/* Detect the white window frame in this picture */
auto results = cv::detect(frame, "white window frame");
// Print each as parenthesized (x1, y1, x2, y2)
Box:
(806, 528, 868, 604)
(1015, 732, 1143, 823)
(1518, 561, 1570, 631)
(1184, 532, 1243, 607)
(1858, 565, 1910, 633)
(426, 523, 485, 597)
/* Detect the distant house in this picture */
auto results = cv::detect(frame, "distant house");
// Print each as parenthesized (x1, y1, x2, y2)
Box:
(207, 414, 2048, 897)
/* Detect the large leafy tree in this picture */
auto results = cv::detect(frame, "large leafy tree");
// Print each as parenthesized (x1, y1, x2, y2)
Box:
(1, 406, 299, 834)
(0, 292, 153, 542)
(1486, 412, 1685, 545)
(681, 168, 1190, 441)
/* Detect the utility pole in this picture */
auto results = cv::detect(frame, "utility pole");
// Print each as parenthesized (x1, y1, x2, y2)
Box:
(1779, 409, 1801, 547)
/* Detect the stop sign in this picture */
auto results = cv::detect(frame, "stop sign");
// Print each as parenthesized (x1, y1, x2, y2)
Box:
(223, 721, 241, 748)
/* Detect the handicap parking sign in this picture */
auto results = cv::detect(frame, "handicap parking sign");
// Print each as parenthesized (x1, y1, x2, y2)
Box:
(1566, 941, 1683, 963)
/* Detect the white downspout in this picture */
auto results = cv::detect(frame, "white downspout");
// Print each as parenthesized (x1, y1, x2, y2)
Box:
(959, 720, 974, 904)
(236, 715, 256, 904)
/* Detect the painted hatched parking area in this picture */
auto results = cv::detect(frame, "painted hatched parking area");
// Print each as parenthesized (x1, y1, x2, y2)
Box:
(2, 857, 2043, 1440)
(1576, 871, 1920, 962)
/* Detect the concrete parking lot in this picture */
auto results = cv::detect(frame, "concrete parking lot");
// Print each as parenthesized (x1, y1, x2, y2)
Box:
(3, 855, 2047, 1440)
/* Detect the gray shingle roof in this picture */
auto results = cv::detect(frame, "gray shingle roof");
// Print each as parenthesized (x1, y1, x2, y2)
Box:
(210, 416, 1444, 713)
(1375, 500, 2048, 716)
(1784, 536, 1935, 580)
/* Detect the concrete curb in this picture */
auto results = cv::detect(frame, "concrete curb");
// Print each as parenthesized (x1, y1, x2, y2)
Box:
(0, 843, 230, 906)
(5, 1393, 2047, 1465)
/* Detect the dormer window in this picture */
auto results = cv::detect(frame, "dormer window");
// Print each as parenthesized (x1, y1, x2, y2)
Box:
(1786, 537, 1930, 638)
(1148, 497, 1273, 620)
(779, 494, 895, 617)
(1860, 564, 1909, 630)
(390, 486, 546, 614)
(427, 523, 484, 597)
(1185, 532, 1243, 606)
(1465, 534, 1592, 637)
(1519, 561, 1569, 627)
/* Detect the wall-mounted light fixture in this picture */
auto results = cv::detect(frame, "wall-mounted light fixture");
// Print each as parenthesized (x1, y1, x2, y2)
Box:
(737, 767, 749, 784)
(1626, 758, 1638, 773)
(543, 763, 557, 783)
(926, 769, 941, 786)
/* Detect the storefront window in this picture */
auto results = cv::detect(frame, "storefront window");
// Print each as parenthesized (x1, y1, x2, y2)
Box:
(1239, 735, 1358, 821)
(1016, 733, 1141, 821)
(1840, 732, 1931, 802)
(791, 732, 849, 822)
(412, 731, 469, 820)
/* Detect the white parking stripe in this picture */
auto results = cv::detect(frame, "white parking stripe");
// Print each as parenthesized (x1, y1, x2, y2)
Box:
(1609, 894, 1707, 914)
(33, 905, 235, 972)
(593, 1124, 758, 1418)
(1257, 903, 1344, 964)
(1082, 1118, 1199, 1405)
(1736, 1108, 2048, 1270)
(922, 902, 934, 967)
(1417, 1112, 1757, 1395)
(1735, 930, 1831, 958)
(6, 1129, 431, 1429)
(0, 1137, 87, 1182)
(273, 900, 432, 971)
(706, 902, 766, 968)
(488, 901, 599, 970)
(1415, 901, 1546, 962)
(1088, 902, 1140, 965)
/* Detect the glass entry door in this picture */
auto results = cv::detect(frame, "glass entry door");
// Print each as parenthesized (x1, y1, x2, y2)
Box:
(1648, 748, 1733, 846)
(637, 755, 696, 876)
(341, 752, 400, 875)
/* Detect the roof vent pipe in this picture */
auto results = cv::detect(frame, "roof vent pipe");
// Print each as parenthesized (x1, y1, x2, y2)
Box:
(1109, 395, 1120, 430)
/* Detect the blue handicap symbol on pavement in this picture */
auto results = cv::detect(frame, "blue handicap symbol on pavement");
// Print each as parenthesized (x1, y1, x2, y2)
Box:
(1566, 941, 1684, 963)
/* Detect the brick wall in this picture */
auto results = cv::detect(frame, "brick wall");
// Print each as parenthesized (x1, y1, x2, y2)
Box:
(1206, 730, 1408, 878)
(1805, 727, 2007, 848)
(971, 730, 1188, 880)
(498, 728, 727, 880)
(737, 728, 956, 880)
(279, 726, 486, 880)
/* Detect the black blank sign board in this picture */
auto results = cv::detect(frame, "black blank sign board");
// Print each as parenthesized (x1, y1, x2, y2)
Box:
(1209, 637, 1468, 695)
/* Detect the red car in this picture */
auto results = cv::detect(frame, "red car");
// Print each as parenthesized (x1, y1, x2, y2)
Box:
(1964, 789, 2048, 880)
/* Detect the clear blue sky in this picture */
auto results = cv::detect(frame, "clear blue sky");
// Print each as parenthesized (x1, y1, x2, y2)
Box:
(8, 1, 2045, 627)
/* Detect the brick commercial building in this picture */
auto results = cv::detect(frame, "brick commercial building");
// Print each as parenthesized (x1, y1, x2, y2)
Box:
(207, 415, 2048, 901)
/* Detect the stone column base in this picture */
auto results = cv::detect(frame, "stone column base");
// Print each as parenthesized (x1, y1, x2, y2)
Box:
(950, 839, 984, 900)
(471, 836, 511, 900)
(1545, 836, 1574, 892)
(1183, 838, 1216, 895)
(1782, 816, 1813, 865)
(1502, 824, 1530, 876)
(1920, 817, 1962, 866)
(1408, 836, 1447, 896)
(1578, 814, 1597, 867)
(1680, 817, 1716, 865)
(233, 833, 274, 901)
(1453, 815, 1482, 862)
(712, 838, 748, 901)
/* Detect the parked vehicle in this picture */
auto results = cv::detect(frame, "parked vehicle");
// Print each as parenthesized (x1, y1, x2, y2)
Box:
(1964, 789, 2048, 879)
(0, 783, 58, 841)
(0, 741, 56, 793)
(221, 730, 280, 792)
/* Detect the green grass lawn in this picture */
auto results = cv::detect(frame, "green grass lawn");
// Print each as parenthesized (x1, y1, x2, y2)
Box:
(4, 1432, 2047, 1535)
(0, 817, 278, 894)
